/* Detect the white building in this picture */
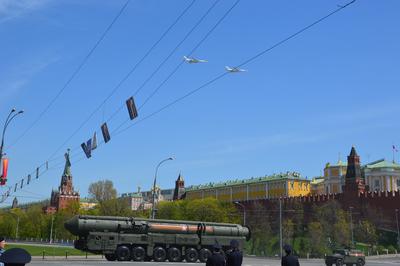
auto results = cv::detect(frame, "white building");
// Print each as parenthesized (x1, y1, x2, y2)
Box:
(364, 159, 400, 192)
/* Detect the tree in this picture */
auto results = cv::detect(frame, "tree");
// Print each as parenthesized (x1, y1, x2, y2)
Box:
(88, 180, 117, 202)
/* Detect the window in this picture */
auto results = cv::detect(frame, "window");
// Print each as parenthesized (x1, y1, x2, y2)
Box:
(374, 179, 380, 189)
(290, 182, 294, 190)
(397, 179, 400, 187)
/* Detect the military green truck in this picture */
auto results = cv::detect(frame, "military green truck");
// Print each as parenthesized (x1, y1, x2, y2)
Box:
(325, 249, 365, 266)
(64, 215, 250, 262)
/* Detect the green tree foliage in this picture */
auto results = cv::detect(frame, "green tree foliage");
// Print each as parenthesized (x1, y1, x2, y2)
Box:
(88, 180, 117, 203)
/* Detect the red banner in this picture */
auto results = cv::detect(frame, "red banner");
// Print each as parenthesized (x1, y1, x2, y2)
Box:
(1, 158, 9, 185)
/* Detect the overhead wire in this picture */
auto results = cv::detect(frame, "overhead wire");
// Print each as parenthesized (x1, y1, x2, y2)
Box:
(7, 0, 132, 151)
(113, 0, 357, 136)
(111, 0, 242, 134)
(105, 0, 222, 123)
(0, 0, 357, 206)
(46, 0, 197, 161)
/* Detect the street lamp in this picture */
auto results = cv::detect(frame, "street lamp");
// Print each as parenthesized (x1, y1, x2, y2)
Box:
(150, 157, 174, 219)
(0, 108, 24, 180)
(49, 215, 55, 244)
(395, 209, 400, 248)
(234, 201, 246, 226)
(349, 206, 354, 247)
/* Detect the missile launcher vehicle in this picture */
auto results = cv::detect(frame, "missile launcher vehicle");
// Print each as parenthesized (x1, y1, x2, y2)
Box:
(64, 215, 250, 262)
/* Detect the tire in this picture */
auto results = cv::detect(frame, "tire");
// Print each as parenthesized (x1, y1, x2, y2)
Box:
(132, 246, 146, 261)
(185, 247, 199, 263)
(105, 254, 117, 261)
(116, 245, 131, 261)
(357, 259, 365, 266)
(336, 259, 343, 266)
(199, 248, 212, 263)
(168, 247, 182, 262)
(346, 264, 353, 266)
(153, 246, 167, 262)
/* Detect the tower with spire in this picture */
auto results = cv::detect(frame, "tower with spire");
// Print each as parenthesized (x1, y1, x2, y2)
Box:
(173, 173, 185, 200)
(343, 146, 365, 194)
(45, 150, 80, 214)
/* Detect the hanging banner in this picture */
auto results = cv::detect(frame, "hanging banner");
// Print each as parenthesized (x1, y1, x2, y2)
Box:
(27, 174, 31, 185)
(36, 167, 39, 179)
(2, 158, 8, 179)
(81, 139, 92, 159)
(126, 96, 138, 120)
(101, 123, 111, 143)
(92, 132, 97, 150)
(20, 179, 24, 189)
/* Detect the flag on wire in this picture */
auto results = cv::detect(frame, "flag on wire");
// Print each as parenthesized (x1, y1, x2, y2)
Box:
(14, 183, 17, 192)
(101, 123, 111, 143)
(20, 179, 24, 189)
(1, 158, 9, 179)
(393, 145, 398, 152)
(36, 167, 39, 179)
(92, 132, 97, 150)
(46, 161, 49, 170)
(27, 174, 31, 185)
(126, 96, 138, 120)
(81, 139, 93, 159)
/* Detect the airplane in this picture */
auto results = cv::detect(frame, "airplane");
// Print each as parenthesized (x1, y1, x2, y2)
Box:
(225, 66, 247, 73)
(183, 56, 207, 64)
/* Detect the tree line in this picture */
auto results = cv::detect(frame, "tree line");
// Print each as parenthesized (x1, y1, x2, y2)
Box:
(0, 180, 397, 257)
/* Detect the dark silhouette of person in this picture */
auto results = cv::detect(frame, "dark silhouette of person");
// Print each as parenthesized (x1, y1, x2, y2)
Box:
(281, 244, 300, 266)
(0, 248, 31, 266)
(206, 243, 226, 266)
(226, 240, 243, 266)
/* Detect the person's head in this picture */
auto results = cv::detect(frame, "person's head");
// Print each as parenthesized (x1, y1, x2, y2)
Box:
(0, 248, 31, 266)
(0, 237, 5, 249)
(283, 244, 292, 255)
(213, 243, 222, 253)
(230, 239, 239, 250)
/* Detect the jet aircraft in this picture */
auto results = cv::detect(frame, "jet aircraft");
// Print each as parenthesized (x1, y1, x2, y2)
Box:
(225, 66, 247, 73)
(183, 56, 207, 63)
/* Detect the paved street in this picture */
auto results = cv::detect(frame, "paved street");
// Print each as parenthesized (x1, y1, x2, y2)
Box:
(29, 256, 400, 266)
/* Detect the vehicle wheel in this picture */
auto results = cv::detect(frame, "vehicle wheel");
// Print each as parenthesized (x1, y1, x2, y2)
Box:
(326, 263, 332, 266)
(168, 247, 182, 262)
(356, 259, 365, 266)
(105, 254, 117, 261)
(199, 248, 212, 263)
(116, 245, 131, 261)
(346, 264, 353, 266)
(132, 246, 146, 261)
(153, 246, 167, 262)
(336, 259, 343, 266)
(185, 247, 199, 263)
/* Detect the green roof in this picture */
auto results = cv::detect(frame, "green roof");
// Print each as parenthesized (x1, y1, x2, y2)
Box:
(364, 159, 400, 170)
(186, 172, 307, 191)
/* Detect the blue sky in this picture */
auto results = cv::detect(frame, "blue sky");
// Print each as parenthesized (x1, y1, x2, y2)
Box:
(1, 0, 399, 206)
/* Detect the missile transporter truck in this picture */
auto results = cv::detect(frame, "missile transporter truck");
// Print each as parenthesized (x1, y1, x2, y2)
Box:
(65, 215, 250, 262)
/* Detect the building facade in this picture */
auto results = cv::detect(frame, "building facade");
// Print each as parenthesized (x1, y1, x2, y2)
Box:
(323, 160, 347, 194)
(121, 186, 175, 211)
(185, 172, 311, 202)
(364, 159, 400, 192)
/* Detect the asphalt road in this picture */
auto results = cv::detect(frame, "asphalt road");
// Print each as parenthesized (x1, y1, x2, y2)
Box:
(29, 257, 400, 266)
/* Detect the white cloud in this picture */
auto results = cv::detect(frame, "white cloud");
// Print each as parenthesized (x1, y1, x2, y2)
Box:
(0, 56, 58, 105)
(0, 0, 49, 22)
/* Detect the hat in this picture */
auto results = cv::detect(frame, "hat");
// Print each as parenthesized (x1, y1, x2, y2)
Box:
(0, 248, 31, 266)
(230, 239, 239, 249)
(213, 243, 222, 251)
(283, 244, 292, 254)
(0, 237, 5, 242)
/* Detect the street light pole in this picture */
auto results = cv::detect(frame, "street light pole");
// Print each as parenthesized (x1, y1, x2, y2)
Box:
(0, 108, 24, 177)
(234, 201, 246, 226)
(49, 215, 54, 244)
(396, 209, 400, 247)
(349, 206, 354, 247)
(150, 157, 174, 219)
(279, 198, 283, 258)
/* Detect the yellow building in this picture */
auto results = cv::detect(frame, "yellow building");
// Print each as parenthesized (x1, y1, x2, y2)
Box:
(185, 172, 311, 202)
(79, 198, 98, 210)
(323, 160, 347, 194)
(310, 177, 325, 195)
